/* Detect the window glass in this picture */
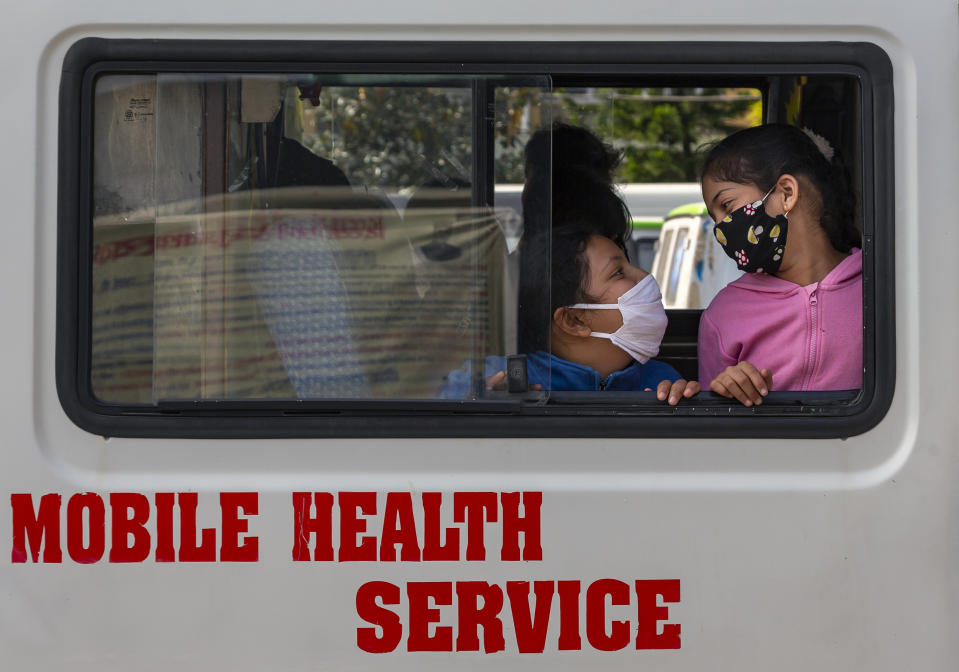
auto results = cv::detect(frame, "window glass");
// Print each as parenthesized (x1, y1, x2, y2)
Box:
(69, 43, 886, 438)
(488, 85, 761, 308)
(557, 87, 760, 308)
(91, 73, 551, 402)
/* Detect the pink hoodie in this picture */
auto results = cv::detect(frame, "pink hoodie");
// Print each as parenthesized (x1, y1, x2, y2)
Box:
(698, 249, 862, 391)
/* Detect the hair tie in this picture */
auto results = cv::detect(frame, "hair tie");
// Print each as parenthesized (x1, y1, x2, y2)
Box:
(802, 127, 835, 162)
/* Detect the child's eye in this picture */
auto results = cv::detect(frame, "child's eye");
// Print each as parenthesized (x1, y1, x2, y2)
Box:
(611, 267, 624, 278)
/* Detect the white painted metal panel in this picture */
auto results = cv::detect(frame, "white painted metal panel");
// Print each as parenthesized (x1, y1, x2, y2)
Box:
(1, 1, 956, 669)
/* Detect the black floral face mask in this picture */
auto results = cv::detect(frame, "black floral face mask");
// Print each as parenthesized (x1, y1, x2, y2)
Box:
(713, 187, 788, 274)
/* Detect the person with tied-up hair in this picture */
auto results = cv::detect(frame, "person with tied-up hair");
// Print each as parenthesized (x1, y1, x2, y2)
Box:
(698, 123, 862, 405)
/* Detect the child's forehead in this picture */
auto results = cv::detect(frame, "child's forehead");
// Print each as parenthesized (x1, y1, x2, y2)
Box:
(586, 235, 625, 256)
(704, 175, 748, 189)
(703, 178, 759, 199)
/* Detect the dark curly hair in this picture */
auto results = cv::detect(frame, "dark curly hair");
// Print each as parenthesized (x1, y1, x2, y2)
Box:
(523, 121, 623, 186)
(517, 123, 633, 353)
(518, 169, 632, 352)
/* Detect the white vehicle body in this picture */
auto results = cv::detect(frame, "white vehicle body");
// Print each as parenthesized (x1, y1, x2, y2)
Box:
(1, 2, 957, 671)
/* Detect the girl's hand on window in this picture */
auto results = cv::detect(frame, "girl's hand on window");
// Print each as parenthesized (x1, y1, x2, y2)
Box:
(709, 362, 772, 406)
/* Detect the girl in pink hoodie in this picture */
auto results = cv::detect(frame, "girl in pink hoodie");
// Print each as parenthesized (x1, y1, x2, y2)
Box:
(698, 124, 862, 405)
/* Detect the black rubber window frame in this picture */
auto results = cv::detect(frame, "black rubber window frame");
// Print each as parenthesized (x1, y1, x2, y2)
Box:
(56, 38, 894, 439)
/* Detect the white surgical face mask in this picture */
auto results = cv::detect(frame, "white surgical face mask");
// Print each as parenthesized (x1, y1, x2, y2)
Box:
(567, 274, 668, 364)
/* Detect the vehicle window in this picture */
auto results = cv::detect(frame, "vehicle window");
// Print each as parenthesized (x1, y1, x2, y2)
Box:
(59, 40, 893, 437)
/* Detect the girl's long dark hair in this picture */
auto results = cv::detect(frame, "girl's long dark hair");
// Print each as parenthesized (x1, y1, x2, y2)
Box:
(701, 123, 860, 253)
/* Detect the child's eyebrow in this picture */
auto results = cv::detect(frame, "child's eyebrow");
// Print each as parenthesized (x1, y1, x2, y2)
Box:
(710, 187, 732, 205)
(600, 255, 625, 274)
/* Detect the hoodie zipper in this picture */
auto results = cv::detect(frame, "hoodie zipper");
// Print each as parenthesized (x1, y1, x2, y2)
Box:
(802, 291, 818, 391)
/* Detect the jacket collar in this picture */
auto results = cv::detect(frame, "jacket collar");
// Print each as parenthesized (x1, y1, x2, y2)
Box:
(527, 350, 644, 391)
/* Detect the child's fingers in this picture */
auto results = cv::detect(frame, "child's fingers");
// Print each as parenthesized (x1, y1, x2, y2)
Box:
(669, 378, 699, 406)
(725, 379, 753, 406)
(724, 366, 763, 405)
(656, 379, 672, 401)
(714, 371, 755, 406)
(737, 361, 769, 397)
(710, 377, 733, 398)
(666, 379, 690, 405)
(485, 370, 506, 390)
(712, 373, 760, 405)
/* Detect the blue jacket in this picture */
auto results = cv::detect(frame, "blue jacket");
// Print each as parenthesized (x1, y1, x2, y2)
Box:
(438, 350, 682, 398)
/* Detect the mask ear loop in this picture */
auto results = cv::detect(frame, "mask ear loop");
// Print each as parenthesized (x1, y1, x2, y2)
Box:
(761, 183, 789, 218)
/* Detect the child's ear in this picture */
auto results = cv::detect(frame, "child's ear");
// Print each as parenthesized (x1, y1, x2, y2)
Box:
(553, 307, 592, 338)
(777, 174, 800, 214)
